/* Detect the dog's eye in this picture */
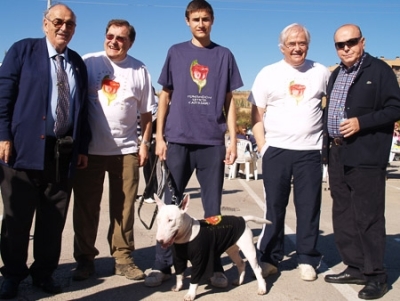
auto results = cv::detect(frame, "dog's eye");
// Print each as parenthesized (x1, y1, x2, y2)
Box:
(168, 219, 173, 223)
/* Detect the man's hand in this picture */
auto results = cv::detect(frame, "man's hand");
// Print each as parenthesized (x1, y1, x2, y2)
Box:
(138, 144, 149, 167)
(340, 117, 360, 138)
(224, 142, 237, 165)
(0, 140, 12, 163)
(155, 138, 167, 161)
(76, 154, 88, 169)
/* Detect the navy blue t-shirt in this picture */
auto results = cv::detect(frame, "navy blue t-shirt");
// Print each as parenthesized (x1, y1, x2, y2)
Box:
(158, 41, 243, 146)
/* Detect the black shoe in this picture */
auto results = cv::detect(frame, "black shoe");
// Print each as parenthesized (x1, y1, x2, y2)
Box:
(324, 271, 367, 285)
(358, 281, 388, 300)
(0, 278, 20, 299)
(32, 277, 62, 294)
(72, 260, 95, 281)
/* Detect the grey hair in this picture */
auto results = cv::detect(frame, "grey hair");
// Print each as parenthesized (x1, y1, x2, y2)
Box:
(43, 2, 76, 20)
(278, 23, 311, 48)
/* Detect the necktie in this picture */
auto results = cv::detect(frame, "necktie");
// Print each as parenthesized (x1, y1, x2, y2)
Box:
(54, 55, 70, 137)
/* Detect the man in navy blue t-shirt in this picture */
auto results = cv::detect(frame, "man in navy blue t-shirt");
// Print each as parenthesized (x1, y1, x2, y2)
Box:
(144, 0, 243, 288)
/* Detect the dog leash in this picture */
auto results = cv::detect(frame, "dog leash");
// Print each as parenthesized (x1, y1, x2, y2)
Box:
(137, 157, 182, 230)
(138, 156, 161, 230)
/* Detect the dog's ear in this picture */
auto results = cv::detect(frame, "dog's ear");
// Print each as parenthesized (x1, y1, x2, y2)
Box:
(180, 194, 190, 212)
(154, 194, 164, 208)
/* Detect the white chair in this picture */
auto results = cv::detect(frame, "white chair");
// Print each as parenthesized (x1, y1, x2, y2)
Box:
(389, 137, 400, 163)
(228, 139, 258, 181)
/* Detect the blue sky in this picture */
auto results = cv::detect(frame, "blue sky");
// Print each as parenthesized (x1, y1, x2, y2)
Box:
(1, 0, 399, 90)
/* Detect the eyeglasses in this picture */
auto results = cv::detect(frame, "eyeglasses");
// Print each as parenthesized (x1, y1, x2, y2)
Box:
(284, 42, 308, 50)
(335, 37, 362, 50)
(46, 17, 76, 29)
(106, 34, 128, 43)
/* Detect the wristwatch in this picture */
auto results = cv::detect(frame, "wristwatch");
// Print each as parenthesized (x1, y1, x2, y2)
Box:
(142, 140, 151, 148)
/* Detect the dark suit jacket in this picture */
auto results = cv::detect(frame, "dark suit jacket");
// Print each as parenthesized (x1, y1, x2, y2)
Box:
(322, 53, 400, 168)
(0, 37, 90, 175)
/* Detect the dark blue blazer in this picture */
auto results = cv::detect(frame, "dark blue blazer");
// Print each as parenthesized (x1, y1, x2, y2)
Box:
(0, 37, 90, 175)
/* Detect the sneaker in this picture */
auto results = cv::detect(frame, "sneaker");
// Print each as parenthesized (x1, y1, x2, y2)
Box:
(144, 197, 156, 204)
(298, 264, 317, 281)
(115, 263, 145, 280)
(210, 272, 228, 288)
(144, 270, 171, 287)
(260, 262, 278, 278)
(72, 261, 95, 281)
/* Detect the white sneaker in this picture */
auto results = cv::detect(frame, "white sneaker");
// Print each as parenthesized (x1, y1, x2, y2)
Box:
(144, 197, 155, 204)
(298, 264, 317, 281)
(144, 270, 171, 287)
(210, 272, 228, 288)
(260, 262, 278, 278)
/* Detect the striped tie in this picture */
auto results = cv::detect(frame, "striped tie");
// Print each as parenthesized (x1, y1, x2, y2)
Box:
(54, 55, 70, 137)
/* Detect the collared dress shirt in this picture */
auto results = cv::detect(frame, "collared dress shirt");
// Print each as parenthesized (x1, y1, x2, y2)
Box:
(327, 54, 366, 138)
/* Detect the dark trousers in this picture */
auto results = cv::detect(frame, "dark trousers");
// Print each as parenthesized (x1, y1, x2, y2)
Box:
(328, 144, 387, 282)
(257, 147, 322, 268)
(153, 143, 226, 273)
(0, 140, 72, 281)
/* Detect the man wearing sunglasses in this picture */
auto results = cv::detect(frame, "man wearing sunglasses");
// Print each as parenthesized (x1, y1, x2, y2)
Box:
(71, 19, 155, 282)
(0, 3, 90, 299)
(323, 24, 400, 300)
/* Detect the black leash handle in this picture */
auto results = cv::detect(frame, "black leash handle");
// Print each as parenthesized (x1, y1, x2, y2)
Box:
(138, 156, 160, 230)
(137, 199, 158, 230)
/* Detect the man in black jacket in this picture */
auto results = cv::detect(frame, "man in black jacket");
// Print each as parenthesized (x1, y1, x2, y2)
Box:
(322, 24, 400, 300)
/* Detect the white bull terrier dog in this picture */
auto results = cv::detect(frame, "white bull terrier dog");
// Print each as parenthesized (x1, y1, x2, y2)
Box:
(155, 194, 271, 301)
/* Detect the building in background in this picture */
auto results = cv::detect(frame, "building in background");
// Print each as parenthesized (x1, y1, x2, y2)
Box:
(383, 57, 400, 84)
(329, 56, 400, 85)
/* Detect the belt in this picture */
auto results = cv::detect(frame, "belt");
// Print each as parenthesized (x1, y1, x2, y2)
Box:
(331, 137, 343, 146)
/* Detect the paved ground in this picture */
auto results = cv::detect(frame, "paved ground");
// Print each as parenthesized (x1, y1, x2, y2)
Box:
(1, 159, 400, 300)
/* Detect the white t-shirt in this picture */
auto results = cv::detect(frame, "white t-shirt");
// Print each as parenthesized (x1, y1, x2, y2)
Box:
(83, 51, 155, 155)
(249, 59, 330, 152)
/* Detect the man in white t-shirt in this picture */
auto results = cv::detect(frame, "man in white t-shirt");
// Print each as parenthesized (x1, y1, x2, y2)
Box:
(71, 19, 155, 281)
(248, 23, 330, 282)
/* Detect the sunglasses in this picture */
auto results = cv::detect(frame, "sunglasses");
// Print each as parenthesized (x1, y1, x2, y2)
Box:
(46, 17, 76, 29)
(106, 34, 128, 43)
(335, 37, 362, 50)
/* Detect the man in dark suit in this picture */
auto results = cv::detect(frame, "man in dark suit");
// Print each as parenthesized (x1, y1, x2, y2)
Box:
(322, 24, 400, 300)
(0, 3, 89, 299)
